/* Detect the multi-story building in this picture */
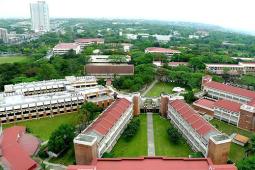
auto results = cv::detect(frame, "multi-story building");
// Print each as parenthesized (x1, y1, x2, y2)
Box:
(74, 97, 139, 164)
(145, 47, 181, 56)
(202, 75, 255, 104)
(0, 76, 113, 124)
(53, 43, 81, 55)
(85, 63, 134, 78)
(0, 28, 8, 43)
(75, 38, 104, 49)
(89, 55, 131, 63)
(193, 75, 255, 131)
(67, 157, 237, 170)
(205, 62, 255, 75)
(30, 1, 50, 32)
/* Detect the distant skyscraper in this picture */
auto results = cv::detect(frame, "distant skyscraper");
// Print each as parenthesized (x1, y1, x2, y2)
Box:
(0, 28, 8, 43)
(30, 1, 50, 32)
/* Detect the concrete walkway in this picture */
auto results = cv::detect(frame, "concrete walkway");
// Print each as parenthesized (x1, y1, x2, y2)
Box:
(142, 79, 158, 96)
(147, 112, 155, 156)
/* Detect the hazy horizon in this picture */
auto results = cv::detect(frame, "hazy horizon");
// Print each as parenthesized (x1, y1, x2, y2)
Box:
(0, 0, 255, 33)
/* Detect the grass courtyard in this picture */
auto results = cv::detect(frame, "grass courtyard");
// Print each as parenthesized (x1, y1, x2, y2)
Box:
(145, 82, 175, 97)
(0, 55, 30, 64)
(3, 112, 79, 141)
(110, 114, 148, 157)
(210, 119, 255, 162)
(153, 114, 193, 156)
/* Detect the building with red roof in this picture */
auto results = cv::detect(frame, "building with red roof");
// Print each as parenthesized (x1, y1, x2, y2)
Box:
(201, 75, 255, 131)
(67, 157, 237, 170)
(193, 98, 216, 116)
(145, 47, 181, 56)
(53, 43, 81, 55)
(74, 98, 136, 164)
(0, 126, 40, 170)
(168, 99, 224, 156)
(202, 76, 255, 104)
(75, 38, 104, 49)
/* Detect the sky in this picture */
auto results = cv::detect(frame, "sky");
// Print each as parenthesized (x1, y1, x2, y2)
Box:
(0, 0, 255, 33)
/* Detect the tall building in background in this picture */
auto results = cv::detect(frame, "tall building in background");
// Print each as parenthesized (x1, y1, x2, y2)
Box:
(30, 1, 50, 32)
(0, 28, 8, 43)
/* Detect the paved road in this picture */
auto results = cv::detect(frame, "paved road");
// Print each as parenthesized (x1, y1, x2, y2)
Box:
(147, 112, 155, 156)
(142, 80, 158, 96)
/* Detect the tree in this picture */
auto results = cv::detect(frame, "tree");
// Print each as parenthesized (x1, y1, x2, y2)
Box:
(184, 91, 196, 104)
(122, 118, 140, 140)
(167, 127, 181, 144)
(237, 156, 255, 170)
(48, 124, 75, 153)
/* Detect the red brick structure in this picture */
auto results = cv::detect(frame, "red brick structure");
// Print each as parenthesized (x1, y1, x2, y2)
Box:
(85, 63, 134, 78)
(193, 98, 215, 116)
(160, 94, 169, 117)
(132, 93, 140, 116)
(74, 135, 98, 165)
(208, 135, 232, 165)
(239, 103, 255, 131)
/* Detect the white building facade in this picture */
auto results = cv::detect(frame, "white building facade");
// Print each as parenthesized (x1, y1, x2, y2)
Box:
(30, 1, 50, 32)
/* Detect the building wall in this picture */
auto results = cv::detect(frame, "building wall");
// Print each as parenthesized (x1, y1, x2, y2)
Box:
(207, 138, 231, 165)
(239, 109, 255, 131)
(192, 104, 214, 116)
(74, 142, 97, 165)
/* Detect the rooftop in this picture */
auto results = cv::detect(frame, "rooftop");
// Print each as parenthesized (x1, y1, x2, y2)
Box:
(67, 157, 237, 170)
(203, 81, 255, 100)
(169, 99, 219, 139)
(53, 43, 79, 50)
(145, 47, 181, 54)
(193, 98, 216, 110)
(85, 98, 131, 136)
(214, 99, 241, 113)
(0, 126, 39, 170)
(75, 38, 104, 43)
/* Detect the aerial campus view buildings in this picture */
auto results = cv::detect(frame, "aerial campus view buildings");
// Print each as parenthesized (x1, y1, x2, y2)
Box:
(1, 1, 255, 170)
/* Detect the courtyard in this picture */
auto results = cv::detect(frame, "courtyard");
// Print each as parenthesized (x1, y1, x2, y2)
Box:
(3, 112, 79, 141)
(110, 113, 193, 158)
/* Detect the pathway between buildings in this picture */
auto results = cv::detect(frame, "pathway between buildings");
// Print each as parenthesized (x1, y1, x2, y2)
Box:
(142, 80, 158, 96)
(147, 112, 155, 156)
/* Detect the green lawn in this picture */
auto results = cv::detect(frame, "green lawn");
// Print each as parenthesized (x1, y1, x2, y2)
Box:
(210, 119, 254, 138)
(50, 146, 75, 165)
(110, 115, 148, 157)
(0, 56, 30, 64)
(210, 119, 254, 162)
(153, 114, 193, 156)
(3, 113, 79, 141)
(145, 82, 175, 97)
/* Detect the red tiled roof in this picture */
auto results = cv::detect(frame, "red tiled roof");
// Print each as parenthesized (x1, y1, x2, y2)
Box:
(67, 157, 237, 170)
(146, 47, 180, 54)
(54, 43, 79, 50)
(75, 38, 104, 43)
(85, 64, 134, 75)
(169, 99, 217, 137)
(168, 62, 188, 66)
(86, 98, 131, 136)
(214, 99, 241, 113)
(0, 126, 39, 170)
(193, 98, 216, 109)
(204, 81, 255, 100)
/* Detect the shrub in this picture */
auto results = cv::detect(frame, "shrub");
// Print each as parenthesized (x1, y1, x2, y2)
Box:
(123, 118, 140, 140)
(167, 127, 181, 144)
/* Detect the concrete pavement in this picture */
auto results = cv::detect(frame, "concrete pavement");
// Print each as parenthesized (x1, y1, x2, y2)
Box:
(147, 112, 155, 156)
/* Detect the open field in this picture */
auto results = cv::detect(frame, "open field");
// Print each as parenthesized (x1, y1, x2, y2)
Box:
(145, 82, 175, 97)
(153, 114, 193, 156)
(210, 119, 254, 162)
(110, 114, 148, 157)
(0, 56, 30, 64)
(3, 113, 79, 141)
